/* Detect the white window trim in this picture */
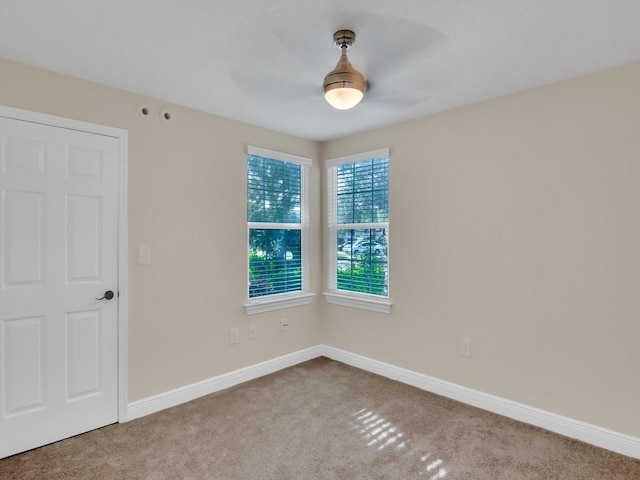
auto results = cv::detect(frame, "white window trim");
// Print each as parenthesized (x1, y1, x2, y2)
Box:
(246, 291, 316, 315)
(324, 148, 389, 168)
(245, 146, 313, 315)
(323, 291, 392, 314)
(324, 148, 392, 314)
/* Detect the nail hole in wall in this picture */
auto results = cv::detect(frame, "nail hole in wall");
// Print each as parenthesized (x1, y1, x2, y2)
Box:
(137, 103, 152, 119)
(160, 108, 173, 123)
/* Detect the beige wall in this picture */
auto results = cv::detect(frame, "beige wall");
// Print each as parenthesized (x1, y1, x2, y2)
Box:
(2, 56, 639, 438)
(321, 62, 640, 437)
(0, 58, 322, 401)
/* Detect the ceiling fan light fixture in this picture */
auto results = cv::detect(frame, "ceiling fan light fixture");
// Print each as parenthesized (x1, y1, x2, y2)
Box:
(324, 86, 364, 110)
(323, 30, 365, 110)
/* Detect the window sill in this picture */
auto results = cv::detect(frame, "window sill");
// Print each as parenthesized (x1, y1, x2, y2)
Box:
(323, 291, 392, 314)
(245, 292, 316, 315)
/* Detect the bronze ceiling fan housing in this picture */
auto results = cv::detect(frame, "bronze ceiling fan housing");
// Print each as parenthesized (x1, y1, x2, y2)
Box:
(323, 30, 366, 110)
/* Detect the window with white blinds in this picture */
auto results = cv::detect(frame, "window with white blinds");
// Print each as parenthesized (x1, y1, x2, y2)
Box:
(325, 148, 391, 313)
(246, 146, 313, 313)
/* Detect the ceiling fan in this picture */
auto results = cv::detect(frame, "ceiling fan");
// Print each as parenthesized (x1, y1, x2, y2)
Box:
(229, 18, 444, 112)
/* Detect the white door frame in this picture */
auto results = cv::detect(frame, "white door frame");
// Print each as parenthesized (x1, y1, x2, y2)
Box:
(0, 105, 129, 423)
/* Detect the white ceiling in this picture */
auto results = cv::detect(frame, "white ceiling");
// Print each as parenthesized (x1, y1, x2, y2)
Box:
(1, 0, 640, 141)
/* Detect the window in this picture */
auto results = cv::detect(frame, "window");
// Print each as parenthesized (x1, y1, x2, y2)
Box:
(245, 146, 314, 314)
(325, 148, 391, 313)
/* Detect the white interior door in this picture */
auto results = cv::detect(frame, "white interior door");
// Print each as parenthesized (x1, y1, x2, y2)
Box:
(0, 115, 119, 458)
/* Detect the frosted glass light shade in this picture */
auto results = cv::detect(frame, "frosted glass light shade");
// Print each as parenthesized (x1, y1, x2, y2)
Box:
(324, 87, 364, 110)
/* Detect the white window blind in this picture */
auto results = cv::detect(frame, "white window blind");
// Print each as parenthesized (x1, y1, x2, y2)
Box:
(247, 147, 310, 303)
(326, 149, 390, 305)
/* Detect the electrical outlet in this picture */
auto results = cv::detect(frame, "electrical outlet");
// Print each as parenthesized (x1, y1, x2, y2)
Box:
(461, 338, 471, 357)
(229, 328, 239, 345)
(249, 325, 257, 339)
(280, 319, 289, 332)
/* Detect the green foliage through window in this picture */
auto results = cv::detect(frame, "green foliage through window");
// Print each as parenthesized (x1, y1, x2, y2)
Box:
(248, 153, 305, 299)
(329, 153, 389, 298)
(249, 229, 301, 298)
(337, 228, 388, 296)
(336, 158, 388, 224)
(248, 155, 301, 223)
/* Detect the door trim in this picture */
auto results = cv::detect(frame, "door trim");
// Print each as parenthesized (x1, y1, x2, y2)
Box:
(0, 105, 129, 423)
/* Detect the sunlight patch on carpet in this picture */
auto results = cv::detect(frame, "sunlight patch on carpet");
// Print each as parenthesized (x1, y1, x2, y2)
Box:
(352, 409, 448, 478)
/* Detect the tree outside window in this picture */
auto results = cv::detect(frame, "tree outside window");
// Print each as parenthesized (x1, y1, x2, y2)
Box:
(247, 150, 309, 299)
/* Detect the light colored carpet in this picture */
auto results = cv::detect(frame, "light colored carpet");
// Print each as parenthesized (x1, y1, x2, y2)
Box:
(1, 357, 638, 479)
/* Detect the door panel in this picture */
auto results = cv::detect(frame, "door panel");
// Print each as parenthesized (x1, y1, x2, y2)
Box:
(66, 309, 102, 400)
(67, 194, 102, 282)
(0, 116, 119, 459)
(2, 316, 45, 416)
(3, 136, 46, 176)
(3, 191, 45, 286)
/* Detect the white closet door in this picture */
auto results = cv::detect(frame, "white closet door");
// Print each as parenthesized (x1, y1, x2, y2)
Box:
(0, 116, 119, 459)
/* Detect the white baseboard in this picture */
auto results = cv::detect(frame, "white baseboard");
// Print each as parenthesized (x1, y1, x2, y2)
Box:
(126, 345, 322, 421)
(319, 345, 640, 460)
(126, 343, 639, 459)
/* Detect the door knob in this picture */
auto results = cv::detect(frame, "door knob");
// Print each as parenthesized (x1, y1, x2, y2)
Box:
(96, 290, 115, 300)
